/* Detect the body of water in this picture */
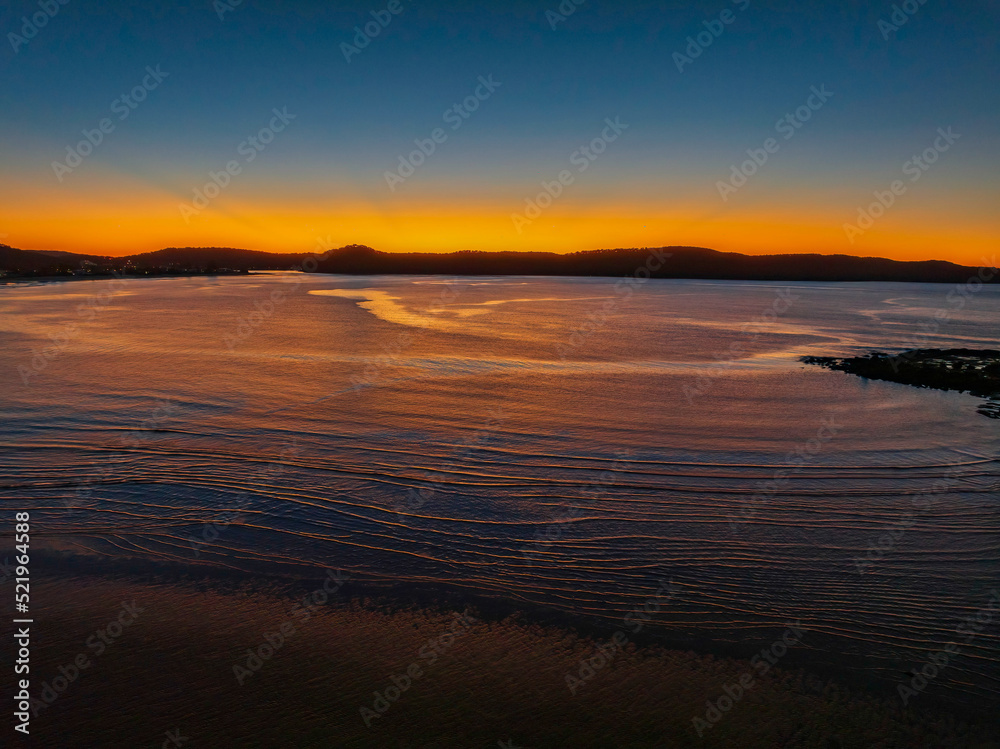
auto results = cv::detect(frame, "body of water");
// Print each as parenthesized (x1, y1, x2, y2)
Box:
(2, 272, 998, 709)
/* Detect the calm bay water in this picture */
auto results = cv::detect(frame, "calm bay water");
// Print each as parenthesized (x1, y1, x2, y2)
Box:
(2, 273, 998, 707)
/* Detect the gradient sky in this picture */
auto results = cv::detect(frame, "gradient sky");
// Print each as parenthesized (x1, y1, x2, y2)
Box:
(1, 0, 998, 263)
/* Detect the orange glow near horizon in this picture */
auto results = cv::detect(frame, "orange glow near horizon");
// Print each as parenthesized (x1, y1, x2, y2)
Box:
(2, 179, 996, 266)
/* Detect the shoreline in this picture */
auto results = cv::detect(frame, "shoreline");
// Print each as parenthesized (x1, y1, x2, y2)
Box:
(5, 270, 1000, 288)
(24, 566, 998, 748)
(803, 348, 1000, 418)
(27, 549, 1000, 723)
(1, 269, 250, 285)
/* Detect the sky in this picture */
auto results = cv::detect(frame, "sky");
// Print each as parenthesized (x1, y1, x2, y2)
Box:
(1, 0, 998, 264)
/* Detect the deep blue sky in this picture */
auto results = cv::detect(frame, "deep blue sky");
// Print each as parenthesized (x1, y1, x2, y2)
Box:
(2, 0, 998, 260)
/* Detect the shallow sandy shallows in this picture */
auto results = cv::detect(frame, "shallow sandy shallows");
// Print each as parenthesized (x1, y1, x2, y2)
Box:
(17, 574, 997, 749)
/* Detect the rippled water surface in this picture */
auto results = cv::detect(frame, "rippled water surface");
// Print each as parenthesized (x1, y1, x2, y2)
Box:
(2, 273, 998, 706)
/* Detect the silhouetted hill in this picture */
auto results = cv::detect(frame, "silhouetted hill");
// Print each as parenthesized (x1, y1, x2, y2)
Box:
(312, 245, 995, 283)
(127, 247, 311, 270)
(0, 244, 307, 277)
(0, 244, 104, 273)
(1, 243, 995, 283)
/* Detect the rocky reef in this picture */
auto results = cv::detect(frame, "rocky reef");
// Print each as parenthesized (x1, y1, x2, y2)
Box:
(802, 348, 1000, 419)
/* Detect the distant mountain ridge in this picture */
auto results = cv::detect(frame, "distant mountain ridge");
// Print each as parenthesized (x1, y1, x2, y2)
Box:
(1, 243, 995, 284)
(0, 244, 104, 272)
